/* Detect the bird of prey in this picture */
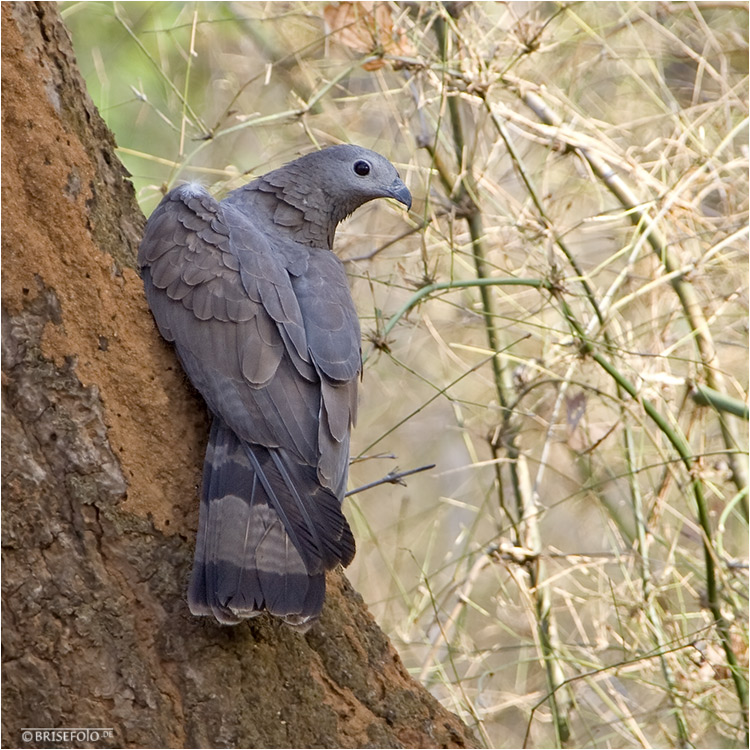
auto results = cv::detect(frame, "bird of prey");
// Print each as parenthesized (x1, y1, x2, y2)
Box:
(138, 145, 411, 628)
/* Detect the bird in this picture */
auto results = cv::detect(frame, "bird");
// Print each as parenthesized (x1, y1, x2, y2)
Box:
(138, 144, 411, 628)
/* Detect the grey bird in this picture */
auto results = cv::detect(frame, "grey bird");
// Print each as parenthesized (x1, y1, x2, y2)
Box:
(138, 145, 411, 627)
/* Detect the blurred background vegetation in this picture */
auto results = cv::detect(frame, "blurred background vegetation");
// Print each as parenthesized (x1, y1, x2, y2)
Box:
(61, 2, 748, 747)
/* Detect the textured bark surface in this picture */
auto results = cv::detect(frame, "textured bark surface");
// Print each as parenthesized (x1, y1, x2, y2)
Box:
(0, 3, 477, 748)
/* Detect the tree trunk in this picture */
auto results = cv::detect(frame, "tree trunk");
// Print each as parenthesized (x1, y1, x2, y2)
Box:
(1, 3, 476, 747)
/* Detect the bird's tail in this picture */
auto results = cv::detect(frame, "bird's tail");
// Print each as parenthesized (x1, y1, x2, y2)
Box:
(188, 417, 355, 628)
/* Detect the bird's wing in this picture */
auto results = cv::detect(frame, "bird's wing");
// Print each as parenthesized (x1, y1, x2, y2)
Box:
(138, 184, 358, 578)
(140, 184, 330, 465)
(290, 250, 360, 491)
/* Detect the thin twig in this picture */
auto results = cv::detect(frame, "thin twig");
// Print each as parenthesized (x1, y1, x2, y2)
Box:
(345, 464, 436, 497)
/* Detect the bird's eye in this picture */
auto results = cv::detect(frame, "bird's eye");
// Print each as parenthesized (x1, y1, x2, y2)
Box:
(353, 160, 371, 176)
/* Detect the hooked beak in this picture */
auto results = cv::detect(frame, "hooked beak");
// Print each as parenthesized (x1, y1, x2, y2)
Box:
(387, 178, 412, 211)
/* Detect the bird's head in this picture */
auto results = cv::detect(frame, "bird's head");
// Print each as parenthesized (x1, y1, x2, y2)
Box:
(229, 144, 411, 250)
(309, 144, 412, 216)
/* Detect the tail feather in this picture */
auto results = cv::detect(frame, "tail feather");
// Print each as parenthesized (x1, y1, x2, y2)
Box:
(188, 417, 353, 626)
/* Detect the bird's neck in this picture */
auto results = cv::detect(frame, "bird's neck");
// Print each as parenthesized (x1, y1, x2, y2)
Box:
(225, 175, 355, 251)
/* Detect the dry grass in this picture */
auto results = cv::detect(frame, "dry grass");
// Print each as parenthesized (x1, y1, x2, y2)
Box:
(63, 2, 749, 747)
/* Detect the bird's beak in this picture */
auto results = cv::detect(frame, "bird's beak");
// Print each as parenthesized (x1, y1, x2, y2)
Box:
(388, 178, 412, 211)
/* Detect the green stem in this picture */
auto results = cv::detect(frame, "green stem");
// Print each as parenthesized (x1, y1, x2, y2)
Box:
(434, 14, 570, 744)
(626, 420, 691, 745)
(691, 385, 749, 421)
(555, 291, 749, 739)
(515, 87, 748, 500)
(375, 277, 549, 351)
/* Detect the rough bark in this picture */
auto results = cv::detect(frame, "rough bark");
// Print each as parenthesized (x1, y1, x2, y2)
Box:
(1, 3, 477, 748)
